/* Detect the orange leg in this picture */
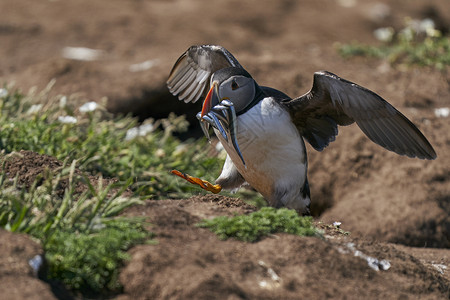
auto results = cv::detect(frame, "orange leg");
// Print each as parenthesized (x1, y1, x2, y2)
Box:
(171, 170, 222, 194)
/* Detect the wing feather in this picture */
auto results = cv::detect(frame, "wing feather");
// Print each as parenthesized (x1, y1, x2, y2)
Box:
(280, 71, 436, 159)
(167, 45, 243, 103)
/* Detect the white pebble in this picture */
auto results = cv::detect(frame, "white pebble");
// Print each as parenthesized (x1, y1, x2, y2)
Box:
(434, 107, 449, 118)
(333, 221, 342, 227)
(129, 59, 159, 72)
(62, 47, 104, 61)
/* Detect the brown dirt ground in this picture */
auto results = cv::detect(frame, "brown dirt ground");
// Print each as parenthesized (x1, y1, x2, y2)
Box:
(0, 0, 449, 299)
(0, 150, 127, 198)
(2, 152, 450, 299)
(0, 230, 57, 300)
(117, 196, 450, 300)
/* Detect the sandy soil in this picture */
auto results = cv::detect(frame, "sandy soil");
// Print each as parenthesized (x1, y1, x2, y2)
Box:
(0, 0, 449, 299)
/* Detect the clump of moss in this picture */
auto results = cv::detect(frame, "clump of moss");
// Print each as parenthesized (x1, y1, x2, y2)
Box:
(197, 207, 318, 242)
(44, 218, 151, 293)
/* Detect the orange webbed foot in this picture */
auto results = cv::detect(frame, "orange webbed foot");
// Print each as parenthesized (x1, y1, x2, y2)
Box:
(171, 170, 222, 194)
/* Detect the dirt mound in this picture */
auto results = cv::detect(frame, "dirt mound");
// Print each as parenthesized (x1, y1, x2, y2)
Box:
(0, 150, 125, 197)
(1, 151, 64, 187)
(118, 197, 449, 300)
(314, 115, 450, 248)
(0, 230, 57, 300)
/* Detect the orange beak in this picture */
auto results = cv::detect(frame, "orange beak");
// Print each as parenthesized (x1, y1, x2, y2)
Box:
(201, 82, 219, 118)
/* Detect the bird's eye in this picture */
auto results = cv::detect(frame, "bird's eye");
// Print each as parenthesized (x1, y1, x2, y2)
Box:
(231, 80, 239, 90)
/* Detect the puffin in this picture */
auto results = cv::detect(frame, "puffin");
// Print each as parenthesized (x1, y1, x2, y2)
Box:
(167, 45, 436, 215)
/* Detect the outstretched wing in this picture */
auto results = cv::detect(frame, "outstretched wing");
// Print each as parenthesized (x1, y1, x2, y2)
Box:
(167, 45, 243, 103)
(280, 71, 436, 159)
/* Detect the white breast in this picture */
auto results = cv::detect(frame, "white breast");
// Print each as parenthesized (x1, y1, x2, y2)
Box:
(215, 97, 307, 207)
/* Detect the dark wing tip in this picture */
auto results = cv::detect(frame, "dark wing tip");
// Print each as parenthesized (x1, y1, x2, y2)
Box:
(414, 138, 437, 160)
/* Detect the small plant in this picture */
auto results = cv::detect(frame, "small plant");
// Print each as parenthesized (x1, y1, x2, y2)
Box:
(0, 157, 151, 294)
(197, 207, 318, 242)
(44, 218, 150, 293)
(337, 18, 450, 69)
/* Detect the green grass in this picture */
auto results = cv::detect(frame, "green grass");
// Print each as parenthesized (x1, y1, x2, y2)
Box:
(0, 85, 228, 295)
(44, 218, 150, 292)
(337, 20, 450, 69)
(0, 157, 150, 293)
(0, 83, 223, 199)
(197, 207, 319, 242)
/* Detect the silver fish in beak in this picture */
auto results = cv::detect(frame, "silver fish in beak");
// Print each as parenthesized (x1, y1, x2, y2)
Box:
(197, 83, 246, 166)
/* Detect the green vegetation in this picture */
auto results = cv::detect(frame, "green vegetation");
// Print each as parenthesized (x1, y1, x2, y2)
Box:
(197, 207, 318, 242)
(45, 218, 150, 292)
(0, 83, 224, 198)
(0, 157, 150, 293)
(0, 85, 226, 295)
(337, 18, 450, 69)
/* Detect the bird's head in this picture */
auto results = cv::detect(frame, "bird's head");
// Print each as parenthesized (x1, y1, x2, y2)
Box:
(201, 67, 261, 117)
